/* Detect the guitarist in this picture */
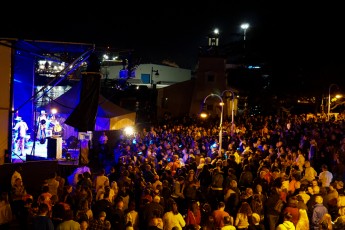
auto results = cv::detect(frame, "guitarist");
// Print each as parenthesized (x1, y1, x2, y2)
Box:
(49, 114, 62, 136)
(37, 110, 47, 144)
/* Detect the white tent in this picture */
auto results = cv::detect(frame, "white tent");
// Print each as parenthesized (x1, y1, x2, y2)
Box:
(95, 96, 136, 131)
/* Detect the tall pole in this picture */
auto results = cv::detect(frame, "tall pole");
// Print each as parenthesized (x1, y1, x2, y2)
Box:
(221, 89, 235, 135)
(202, 94, 223, 157)
(328, 84, 337, 121)
(243, 29, 246, 49)
(151, 67, 153, 88)
(231, 95, 234, 134)
(219, 102, 223, 157)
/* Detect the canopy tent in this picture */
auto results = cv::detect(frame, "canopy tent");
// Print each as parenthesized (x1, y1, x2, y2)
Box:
(96, 98, 136, 131)
(45, 82, 136, 137)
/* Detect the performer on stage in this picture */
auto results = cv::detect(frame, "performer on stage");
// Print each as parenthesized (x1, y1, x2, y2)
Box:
(37, 110, 47, 144)
(13, 117, 28, 155)
(12, 116, 20, 150)
(48, 114, 62, 136)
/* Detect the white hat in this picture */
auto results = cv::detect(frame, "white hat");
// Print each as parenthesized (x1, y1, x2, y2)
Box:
(252, 213, 261, 224)
(41, 110, 46, 114)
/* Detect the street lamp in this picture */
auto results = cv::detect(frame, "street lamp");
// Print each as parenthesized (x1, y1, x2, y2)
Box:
(151, 67, 159, 88)
(221, 89, 235, 134)
(208, 28, 220, 46)
(328, 83, 339, 121)
(201, 93, 223, 157)
(240, 23, 250, 49)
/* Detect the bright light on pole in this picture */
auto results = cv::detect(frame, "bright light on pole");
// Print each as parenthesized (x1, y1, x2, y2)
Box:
(201, 94, 223, 157)
(328, 83, 339, 121)
(241, 23, 250, 49)
(241, 23, 249, 40)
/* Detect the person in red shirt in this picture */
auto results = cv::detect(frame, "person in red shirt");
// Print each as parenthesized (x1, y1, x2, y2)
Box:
(283, 196, 299, 227)
(212, 201, 232, 229)
(185, 200, 201, 227)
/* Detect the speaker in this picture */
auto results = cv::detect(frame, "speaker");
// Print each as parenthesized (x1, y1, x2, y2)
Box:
(47, 137, 62, 159)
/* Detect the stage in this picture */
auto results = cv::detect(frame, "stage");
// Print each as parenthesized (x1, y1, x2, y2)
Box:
(11, 139, 48, 163)
(11, 137, 80, 165)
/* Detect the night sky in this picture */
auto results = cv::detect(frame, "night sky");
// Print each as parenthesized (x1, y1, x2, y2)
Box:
(1, 2, 345, 94)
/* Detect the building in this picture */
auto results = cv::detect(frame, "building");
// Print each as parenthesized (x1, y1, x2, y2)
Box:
(155, 31, 238, 122)
(101, 63, 192, 89)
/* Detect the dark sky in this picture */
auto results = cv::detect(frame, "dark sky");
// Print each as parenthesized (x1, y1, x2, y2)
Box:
(1, 2, 345, 91)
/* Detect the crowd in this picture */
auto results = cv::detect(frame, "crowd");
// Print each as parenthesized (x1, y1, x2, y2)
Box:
(2, 113, 345, 230)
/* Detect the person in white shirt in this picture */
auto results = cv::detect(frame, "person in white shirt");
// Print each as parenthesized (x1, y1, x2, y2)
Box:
(99, 131, 108, 145)
(163, 200, 185, 230)
(13, 117, 28, 155)
(93, 168, 109, 193)
(318, 164, 333, 188)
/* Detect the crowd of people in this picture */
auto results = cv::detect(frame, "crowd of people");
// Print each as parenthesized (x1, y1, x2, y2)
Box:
(2, 113, 345, 230)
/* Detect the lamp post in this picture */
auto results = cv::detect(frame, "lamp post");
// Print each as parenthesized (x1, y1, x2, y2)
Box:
(240, 23, 250, 49)
(201, 93, 223, 157)
(328, 83, 338, 121)
(221, 89, 235, 134)
(151, 67, 159, 88)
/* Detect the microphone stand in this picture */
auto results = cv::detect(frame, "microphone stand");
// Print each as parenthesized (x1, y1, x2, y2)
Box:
(30, 108, 39, 156)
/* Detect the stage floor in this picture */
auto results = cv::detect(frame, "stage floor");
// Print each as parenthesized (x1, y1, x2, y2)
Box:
(11, 139, 48, 163)
(11, 139, 80, 164)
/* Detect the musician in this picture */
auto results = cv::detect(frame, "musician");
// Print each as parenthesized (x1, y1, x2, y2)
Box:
(37, 110, 47, 143)
(13, 117, 28, 155)
(48, 114, 62, 136)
